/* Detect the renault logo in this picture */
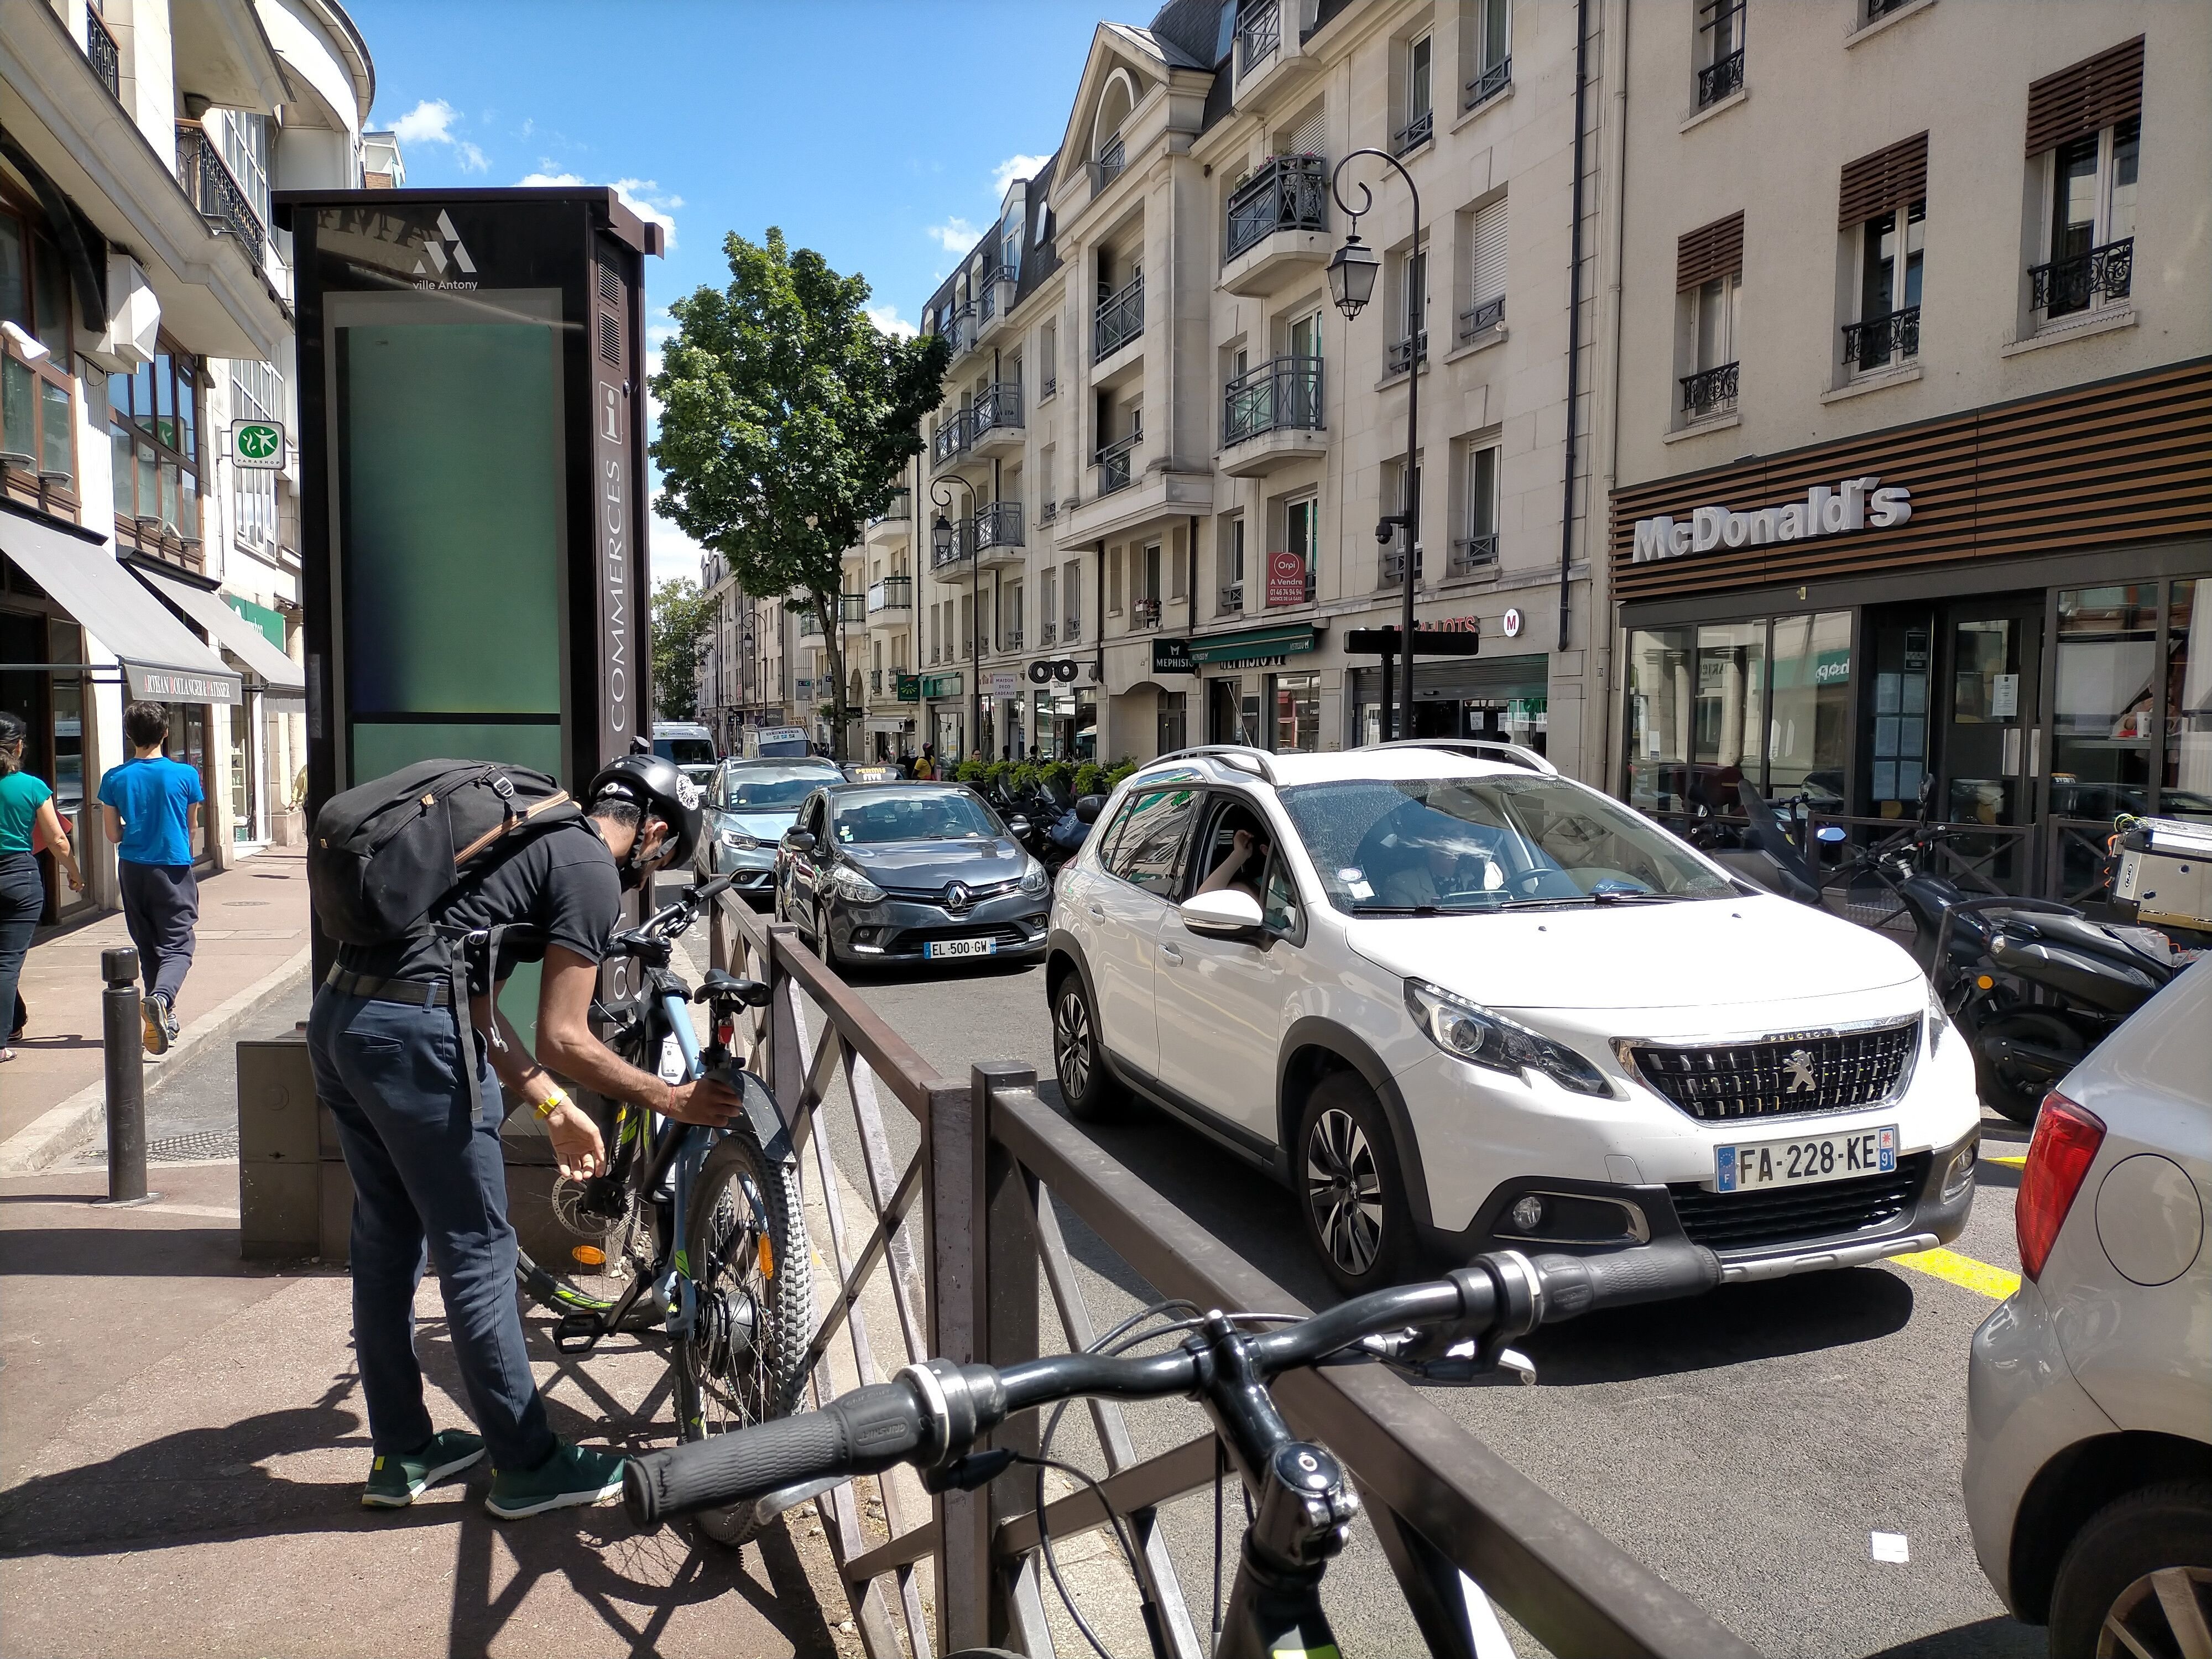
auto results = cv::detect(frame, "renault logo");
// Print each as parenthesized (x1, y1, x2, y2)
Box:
(1783, 1048, 1819, 1093)
(943, 882, 973, 912)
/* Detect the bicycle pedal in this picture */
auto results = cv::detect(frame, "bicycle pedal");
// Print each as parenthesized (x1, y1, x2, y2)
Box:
(553, 1312, 604, 1354)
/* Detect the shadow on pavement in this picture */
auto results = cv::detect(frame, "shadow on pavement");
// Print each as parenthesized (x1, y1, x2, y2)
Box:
(0, 1222, 250, 1276)
(1860, 1614, 2043, 1658)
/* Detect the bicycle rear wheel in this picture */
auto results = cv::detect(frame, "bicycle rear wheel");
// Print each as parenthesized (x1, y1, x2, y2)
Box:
(673, 1118, 812, 1546)
(515, 1103, 663, 1332)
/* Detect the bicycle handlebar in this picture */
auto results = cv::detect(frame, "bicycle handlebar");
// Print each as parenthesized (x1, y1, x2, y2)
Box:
(623, 1244, 1719, 1527)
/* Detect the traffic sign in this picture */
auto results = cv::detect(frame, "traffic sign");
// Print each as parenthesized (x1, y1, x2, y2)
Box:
(231, 419, 285, 469)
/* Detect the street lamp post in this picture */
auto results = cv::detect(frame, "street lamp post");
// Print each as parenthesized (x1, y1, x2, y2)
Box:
(930, 477, 977, 765)
(1328, 149, 1420, 745)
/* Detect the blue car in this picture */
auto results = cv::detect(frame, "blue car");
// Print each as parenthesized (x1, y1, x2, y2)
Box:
(697, 757, 843, 901)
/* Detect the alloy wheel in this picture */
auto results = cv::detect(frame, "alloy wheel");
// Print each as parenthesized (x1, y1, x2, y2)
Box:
(2097, 1566, 2212, 1659)
(1053, 986, 1092, 1100)
(1305, 1107, 1384, 1277)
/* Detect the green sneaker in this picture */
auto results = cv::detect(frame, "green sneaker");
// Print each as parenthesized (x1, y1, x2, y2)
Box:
(483, 1441, 627, 1520)
(362, 1429, 486, 1508)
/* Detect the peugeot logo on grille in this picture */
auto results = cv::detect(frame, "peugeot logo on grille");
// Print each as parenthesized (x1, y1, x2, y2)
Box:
(943, 882, 973, 913)
(1783, 1048, 1819, 1093)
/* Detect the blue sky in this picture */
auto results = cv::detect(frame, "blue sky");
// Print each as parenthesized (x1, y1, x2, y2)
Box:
(344, 0, 1114, 581)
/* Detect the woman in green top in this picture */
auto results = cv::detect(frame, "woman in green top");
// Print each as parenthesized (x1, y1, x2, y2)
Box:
(0, 712, 84, 1060)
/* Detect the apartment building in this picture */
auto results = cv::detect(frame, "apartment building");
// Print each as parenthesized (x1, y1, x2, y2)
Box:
(1608, 2, 2211, 902)
(3, 0, 383, 927)
(909, 0, 1615, 775)
(697, 548, 801, 747)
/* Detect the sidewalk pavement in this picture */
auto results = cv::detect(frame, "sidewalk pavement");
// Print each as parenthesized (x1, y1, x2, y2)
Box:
(1, 847, 312, 1171)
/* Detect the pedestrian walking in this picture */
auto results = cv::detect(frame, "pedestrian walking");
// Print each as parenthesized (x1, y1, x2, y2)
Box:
(96, 702, 203, 1055)
(913, 744, 937, 780)
(309, 753, 743, 1519)
(0, 713, 85, 1061)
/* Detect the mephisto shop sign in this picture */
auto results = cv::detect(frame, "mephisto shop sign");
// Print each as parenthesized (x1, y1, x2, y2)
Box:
(1631, 476, 1912, 564)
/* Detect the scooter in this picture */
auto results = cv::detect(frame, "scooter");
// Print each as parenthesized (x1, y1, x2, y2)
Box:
(1003, 791, 1105, 882)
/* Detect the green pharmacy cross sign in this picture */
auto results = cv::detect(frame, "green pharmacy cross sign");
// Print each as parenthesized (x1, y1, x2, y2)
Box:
(231, 419, 285, 469)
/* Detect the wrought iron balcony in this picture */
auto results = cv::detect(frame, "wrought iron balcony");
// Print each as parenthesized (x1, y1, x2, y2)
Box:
(868, 575, 914, 613)
(932, 409, 974, 467)
(1458, 295, 1506, 342)
(1089, 135, 1126, 196)
(1065, 615, 1082, 641)
(1841, 305, 1921, 371)
(1235, 0, 1280, 71)
(1003, 628, 1024, 653)
(1041, 619, 1057, 645)
(1864, 0, 1913, 18)
(1448, 535, 1499, 577)
(1465, 55, 1511, 109)
(870, 669, 884, 694)
(86, 7, 121, 98)
(931, 523, 973, 570)
(978, 280, 997, 325)
(1095, 430, 1140, 496)
(868, 489, 911, 526)
(798, 610, 823, 637)
(1037, 500, 1058, 526)
(2030, 238, 2132, 315)
(972, 500, 1025, 553)
(971, 380, 1024, 442)
(1223, 356, 1324, 448)
(1041, 373, 1058, 400)
(1225, 155, 1328, 264)
(1679, 361, 1739, 421)
(1094, 275, 1144, 361)
(1697, 47, 1744, 108)
(1386, 331, 1428, 377)
(1379, 546, 1425, 588)
(1131, 597, 1162, 630)
(839, 593, 867, 625)
(1218, 581, 1244, 615)
(175, 122, 265, 264)
(1394, 110, 1434, 156)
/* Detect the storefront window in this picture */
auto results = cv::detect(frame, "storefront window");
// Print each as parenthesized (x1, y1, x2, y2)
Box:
(1694, 622, 1764, 799)
(2051, 585, 2157, 822)
(1626, 627, 1695, 819)
(1272, 672, 1319, 753)
(1767, 612, 1851, 807)
(1863, 614, 1932, 818)
(2166, 580, 2212, 820)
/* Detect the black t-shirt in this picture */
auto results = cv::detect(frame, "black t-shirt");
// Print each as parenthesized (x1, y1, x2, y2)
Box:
(336, 821, 623, 993)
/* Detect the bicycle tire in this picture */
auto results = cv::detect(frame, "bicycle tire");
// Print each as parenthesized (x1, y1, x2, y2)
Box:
(514, 1104, 664, 1332)
(673, 1120, 812, 1547)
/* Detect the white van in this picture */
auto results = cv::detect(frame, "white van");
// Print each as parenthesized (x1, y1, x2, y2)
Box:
(741, 726, 812, 760)
(650, 722, 718, 789)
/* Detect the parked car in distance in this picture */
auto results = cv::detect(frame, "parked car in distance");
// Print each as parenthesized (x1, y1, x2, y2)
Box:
(697, 757, 842, 900)
(774, 782, 1049, 969)
(1963, 958, 2210, 1657)
(741, 724, 812, 759)
(842, 763, 902, 783)
(1047, 742, 1983, 1295)
(651, 722, 719, 790)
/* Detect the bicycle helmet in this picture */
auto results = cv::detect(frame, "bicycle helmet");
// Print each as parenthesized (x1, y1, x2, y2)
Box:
(586, 752, 702, 885)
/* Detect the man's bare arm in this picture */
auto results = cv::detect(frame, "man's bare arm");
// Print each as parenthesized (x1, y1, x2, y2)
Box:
(535, 945, 738, 1125)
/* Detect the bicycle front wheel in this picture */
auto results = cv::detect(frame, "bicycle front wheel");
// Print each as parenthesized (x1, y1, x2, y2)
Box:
(673, 1123, 812, 1546)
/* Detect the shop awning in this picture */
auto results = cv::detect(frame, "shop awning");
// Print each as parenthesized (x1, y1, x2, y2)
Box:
(0, 509, 241, 703)
(1189, 623, 1319, 665)
(136, 568, 305, 695)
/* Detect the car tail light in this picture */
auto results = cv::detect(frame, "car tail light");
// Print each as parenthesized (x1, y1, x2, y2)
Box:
(2016, 1091, 2105, 1281)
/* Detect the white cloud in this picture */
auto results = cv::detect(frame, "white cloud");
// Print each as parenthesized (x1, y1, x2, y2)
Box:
(926, 216, 980, 253)
(650, 512, 709, 585)
(991, 153, 1051, 195)
(865, 304, 916, 340)
(514, 170, 679, 248)
(515, 169, 586, 188)
(456, 142, 489, 174)
(392, 98, 457, 144)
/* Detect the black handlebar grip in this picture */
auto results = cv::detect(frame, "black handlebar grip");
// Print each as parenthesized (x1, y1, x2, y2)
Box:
(1532, 1244, 1721, 1322)
(623, 1380, 930, 1527)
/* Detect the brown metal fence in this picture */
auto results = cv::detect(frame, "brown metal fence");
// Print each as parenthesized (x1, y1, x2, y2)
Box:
(706, 889, 1760, 1658)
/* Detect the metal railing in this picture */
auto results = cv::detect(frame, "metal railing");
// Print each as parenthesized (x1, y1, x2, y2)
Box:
(1040, 619, 1057, 645)
(1094, 274, 1144, 361)
(1459, 295, 1506, 342)
(933, 409, 974, 468)
(1222, 355, 1324, 447)
(1089, 135, 1126, 196)
(702, 888, 1759, 1659)
(1225, 155, 1327, 263)
(867, 576, 914, 613)
(86, 7, 121, 97)
(1235, 0, 1281, 71)
(1466, 54, 1512, 108)
(978, 282, 998, 326)
(972, 499, 1025, 553)
(839, 593, 868, 625)
(1679, 361, 1739, 420)
(175, 122, 265, 264)
(1002, 628, 1024, 653)
(798, 610, 823, 637)
(1064, 615, 1082, 641)
(869, 491, 912, 526)
(2030, 237, 2132, 315)
(1697, 46, 1745, 107)
(1386, 330, 1428, 377)
(931, 525, 973, 570)
(1449, 535, 1499, 577)
(1843, 306, 1919, 371)
(1095, 429, 1139, 495)
(1395, 109, 1435, 155)
(971, 380, 1024, 442)
(869, 668, 884, 694)
(1865, 0, 1914, 18)
(1131, 596, 1162, 629)
(1379, 545, 1424, 588)
(1037, 500, 1057, 526)
(1219, 580, 1244, 614)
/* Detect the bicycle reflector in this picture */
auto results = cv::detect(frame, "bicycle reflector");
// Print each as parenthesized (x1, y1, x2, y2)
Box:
(2015, 1091, 2105, 1282)
(572, 1245, 607, 1268)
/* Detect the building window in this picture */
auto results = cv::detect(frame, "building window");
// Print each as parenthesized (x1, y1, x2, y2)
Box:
(1040, 320, 1058, 399)
(1695, 0, 1746, 108)
(229, 357, 284, 554)
(216, 110, 272, 231)
(1466, 0, 1512, 109)
(1674, 211, 1745, 425)
(1458, 194, 1508, 341)
(1844, 202, 1924, 373)
(1220, 514, 1246, 613)
(2037, 117, 2137, 320)
(1396, 34, 1434, 154)
(1276, 495, 1318, 606)
(1065, 557, 1082, 637)
(1453, 444, 1499, 576)
(0, 206, 79, 512)
(108, 345, 205, 560)
(1273, 671, 1321, 753)
(1388, 246, 1427, 376)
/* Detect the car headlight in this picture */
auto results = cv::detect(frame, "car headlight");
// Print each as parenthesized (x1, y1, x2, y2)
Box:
(829, 866, 886, 904)
(721, 828, 758, 850)
(1925, 979, 1958, 1057)
(1020, 861, 1048, 897)
(1404, 978, 1611, 1097)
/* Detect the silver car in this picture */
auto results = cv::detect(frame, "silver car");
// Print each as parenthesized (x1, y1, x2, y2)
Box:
(696, 758, 842, 900)
(1964, 957, 2210, 1657)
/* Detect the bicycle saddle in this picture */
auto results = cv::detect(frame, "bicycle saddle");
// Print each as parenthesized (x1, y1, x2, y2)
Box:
(696, 969, 773, 1007)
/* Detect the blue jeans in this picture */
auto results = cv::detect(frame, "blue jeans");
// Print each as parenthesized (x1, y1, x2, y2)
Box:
(117, 859, 197, 1011)
(0, 852, 40, 1038)
(306, 986, 556, 1470)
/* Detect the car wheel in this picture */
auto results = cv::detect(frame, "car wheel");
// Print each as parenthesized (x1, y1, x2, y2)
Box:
(1296, 1073, 1417, 1295)
(2049, 1480, 2212, 1659)
(1051, 971, 1125, 1122)
(812, 901, 840, 969)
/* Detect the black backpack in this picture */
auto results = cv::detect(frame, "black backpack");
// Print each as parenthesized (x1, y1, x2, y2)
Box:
(308, 759, 582, 945)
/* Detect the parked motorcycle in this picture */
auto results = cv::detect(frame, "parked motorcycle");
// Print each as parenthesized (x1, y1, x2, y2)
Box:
(1001, 789, 1104, 882)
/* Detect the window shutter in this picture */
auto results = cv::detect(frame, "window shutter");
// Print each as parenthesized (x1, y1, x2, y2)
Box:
(1676, 211, 1745, 292)
(1837, 132, 1929, 229)
(1471, 197, 1508, 305)
(2025, 36, 2145, 157)
(1288, 101, 1327, 157)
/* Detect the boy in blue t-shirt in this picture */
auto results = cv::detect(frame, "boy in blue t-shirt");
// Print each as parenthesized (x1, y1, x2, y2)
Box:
(97, 702, 205, 1054)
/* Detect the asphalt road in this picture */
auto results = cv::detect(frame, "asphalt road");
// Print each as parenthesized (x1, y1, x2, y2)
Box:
(672, 885, 2044, 1659)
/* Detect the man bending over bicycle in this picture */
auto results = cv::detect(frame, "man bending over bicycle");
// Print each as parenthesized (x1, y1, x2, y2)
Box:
(309, 752, 742, 1520)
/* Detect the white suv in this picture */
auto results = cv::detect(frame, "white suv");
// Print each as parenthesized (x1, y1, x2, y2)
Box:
(1046, 743, 1982, 1294)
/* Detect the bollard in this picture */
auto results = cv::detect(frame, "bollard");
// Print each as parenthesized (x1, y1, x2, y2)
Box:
(97, 946, 156, 1207)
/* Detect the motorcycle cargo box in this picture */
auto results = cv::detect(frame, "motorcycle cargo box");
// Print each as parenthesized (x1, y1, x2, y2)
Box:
(2114, 816, 2212, 930)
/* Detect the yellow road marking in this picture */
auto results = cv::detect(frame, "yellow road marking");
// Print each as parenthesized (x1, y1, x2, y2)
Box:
(1893, 1246, 2021, 1301)
(1982, 1154, 2026, 1166)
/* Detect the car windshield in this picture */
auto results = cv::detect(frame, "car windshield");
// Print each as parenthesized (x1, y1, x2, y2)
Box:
(1278, 773, 1735, 914)
(722, 767, 832, 811)
(833, 788, 1001, 845)
(655, 737, 716, 766)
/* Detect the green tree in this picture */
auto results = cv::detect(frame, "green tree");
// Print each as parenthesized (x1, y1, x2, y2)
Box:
(651, 228, 948, 759)
(650, 576, 716, 722)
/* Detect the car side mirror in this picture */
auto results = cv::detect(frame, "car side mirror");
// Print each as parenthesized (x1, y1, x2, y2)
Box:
(783, 830, 816, 855)
(1180, 888, 1265, 938)
(1008, 817, 1032, 838)
(1074, 795, 1105, 825)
